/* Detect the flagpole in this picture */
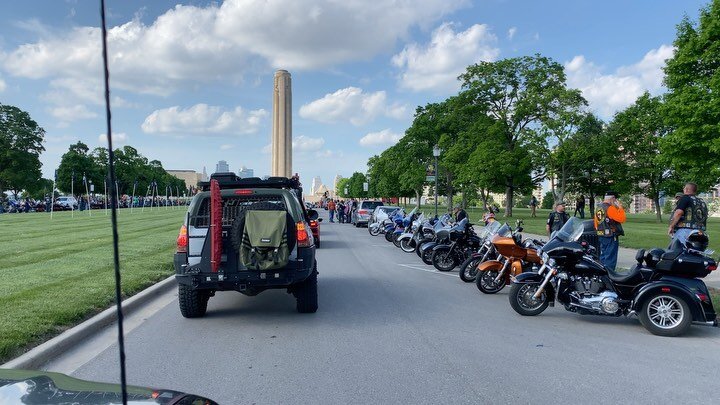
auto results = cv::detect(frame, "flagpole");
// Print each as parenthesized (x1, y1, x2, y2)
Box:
(84, 173, 91, 217)
(71, 171, 75, 218)
(104, 179, 108, 215)
(131, 180, 137, 214)
(51, 170, 57, 220)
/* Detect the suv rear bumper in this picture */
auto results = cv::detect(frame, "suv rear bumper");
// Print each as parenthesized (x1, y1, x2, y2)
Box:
(174, 250, 314, 293)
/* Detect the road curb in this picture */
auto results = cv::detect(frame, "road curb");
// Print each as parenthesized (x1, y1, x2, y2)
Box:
(2, 275, 177, 370)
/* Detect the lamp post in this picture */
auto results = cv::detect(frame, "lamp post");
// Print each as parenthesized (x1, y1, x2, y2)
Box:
(433, 144, 441, 217)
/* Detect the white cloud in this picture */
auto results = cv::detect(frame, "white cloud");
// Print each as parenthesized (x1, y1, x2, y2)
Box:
(565, 44, 674, 117)
(299, 87, 408, 126)
(2, 0, 468, 100)
(220, 144, 235, 150)
(507, 27, 517, 40)
(315, 149, 343, 158)
(392, 23, 499, 93)
(359, 129, 402, 147)
(293, 135, 325, 152)
(98, 132, 128, 145)
(141, 104, 267, 135)
(261, 143, 272, 154)
(49, 104, 97, 121)
(0, 77, 6, 92)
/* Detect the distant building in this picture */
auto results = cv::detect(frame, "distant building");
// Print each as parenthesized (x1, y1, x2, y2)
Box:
(238, 166, 254, 179)
(201, 166, 208, 182)
(333, 175, 343, 193)
(167, 170, 202, 191)
(215, 160, 230, 173)
(311, 176, 322, 195)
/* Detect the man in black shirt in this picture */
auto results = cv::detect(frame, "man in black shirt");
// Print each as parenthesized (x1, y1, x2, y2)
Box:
(546, 201, 569, 236)
(668, 182, 708, 246)
(453, 205, 467, 222)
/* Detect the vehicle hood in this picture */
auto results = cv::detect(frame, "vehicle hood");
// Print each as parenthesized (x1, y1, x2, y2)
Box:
(0, 368, 217, 404)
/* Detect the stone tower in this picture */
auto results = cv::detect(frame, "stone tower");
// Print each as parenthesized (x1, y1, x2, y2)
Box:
(271, 70, 292, 177)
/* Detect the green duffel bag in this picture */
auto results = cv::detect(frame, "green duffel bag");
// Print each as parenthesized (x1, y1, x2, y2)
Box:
(239, 210, 290, 271)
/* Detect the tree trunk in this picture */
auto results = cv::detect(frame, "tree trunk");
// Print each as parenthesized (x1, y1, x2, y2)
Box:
(589, 192, 595, 214)
(480, 188, 489, 211)
(461, 190, 468, 209)
(654, 195, 662, 222)
(415, 190, 421, 210)
(505, 186, 513, 217)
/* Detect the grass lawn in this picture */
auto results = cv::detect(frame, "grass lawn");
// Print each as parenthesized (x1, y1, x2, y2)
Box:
(401, 205, 720, 254)
(0, 208, 185, 363)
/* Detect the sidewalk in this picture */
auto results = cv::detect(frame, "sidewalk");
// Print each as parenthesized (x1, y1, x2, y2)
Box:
(480, 227, 720, 289)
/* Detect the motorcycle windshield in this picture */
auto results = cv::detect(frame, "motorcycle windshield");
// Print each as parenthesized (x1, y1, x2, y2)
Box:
(477, 221, 501, 238)
(553, 217, 585, 242)
(496, 223, 512, 237)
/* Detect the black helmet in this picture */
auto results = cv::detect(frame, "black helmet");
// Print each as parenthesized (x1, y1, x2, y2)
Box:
(685, 230, 709, 252)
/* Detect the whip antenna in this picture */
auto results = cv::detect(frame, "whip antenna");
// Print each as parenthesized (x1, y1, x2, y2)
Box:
(99, 0, 128, 403)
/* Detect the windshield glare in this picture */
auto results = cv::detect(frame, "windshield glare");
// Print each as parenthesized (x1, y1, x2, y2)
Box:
(553, 217, 586, 242)
(496, 223, 512, 237)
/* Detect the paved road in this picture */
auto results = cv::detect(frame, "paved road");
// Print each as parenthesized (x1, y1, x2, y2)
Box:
(51, 211, 720, 404)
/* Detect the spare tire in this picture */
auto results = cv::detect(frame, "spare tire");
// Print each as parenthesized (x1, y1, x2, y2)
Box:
(230, 201, 297, 252)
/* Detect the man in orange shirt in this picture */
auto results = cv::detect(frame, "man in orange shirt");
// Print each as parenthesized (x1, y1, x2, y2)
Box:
(327, 199, 336, 223)
(594, 191, 626, 270)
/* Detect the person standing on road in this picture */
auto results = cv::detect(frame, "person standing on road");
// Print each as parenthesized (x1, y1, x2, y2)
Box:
(529, 196, 538, 218)
(594, 191, 626, 270)
(574, 194, 586, 218)
(546, 202, 569, 236)
(338, 200, 346, 223)
(668, 182, 708, 246)
(328, 199, 336, 222)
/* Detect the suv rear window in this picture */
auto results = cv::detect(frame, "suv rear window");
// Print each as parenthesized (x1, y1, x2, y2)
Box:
(192, 195, 286, 228)
(361, 201, 383, 210)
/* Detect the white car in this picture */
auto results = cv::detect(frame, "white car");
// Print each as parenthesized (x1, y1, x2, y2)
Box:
(56, 196, 78, 209)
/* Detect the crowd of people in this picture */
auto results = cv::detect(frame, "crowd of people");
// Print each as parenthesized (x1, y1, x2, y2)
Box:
(0, 194, 190, 214)
(325, 198, 359, 223)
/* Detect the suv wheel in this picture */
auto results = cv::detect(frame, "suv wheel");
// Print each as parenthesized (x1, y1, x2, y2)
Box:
(294, 265, 318, 313)
(178, 284, 210, 318)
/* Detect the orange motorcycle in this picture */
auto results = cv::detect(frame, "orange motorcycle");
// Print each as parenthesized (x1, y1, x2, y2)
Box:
(475, 221, 543, 294)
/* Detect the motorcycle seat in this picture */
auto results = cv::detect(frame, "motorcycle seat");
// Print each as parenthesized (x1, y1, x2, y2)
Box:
(606, 265, 642, 284)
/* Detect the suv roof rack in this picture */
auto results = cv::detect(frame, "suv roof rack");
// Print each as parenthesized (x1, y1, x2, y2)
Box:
(199, 172, 300, 191)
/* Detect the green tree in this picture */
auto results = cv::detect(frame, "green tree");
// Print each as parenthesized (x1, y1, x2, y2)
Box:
(610, 92, 674, 221)
(335, 177, 350, 198)
(57, 142, 102, 194)
(563, 114, 630, 211)
(459, 55, 568, 216)
(662, 0, 720, 189)
(540, 191, 554, 209)
(346, 172, 368, 198)
(0, 104, 45, 198)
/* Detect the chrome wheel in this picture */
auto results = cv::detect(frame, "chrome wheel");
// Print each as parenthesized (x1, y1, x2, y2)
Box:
(516, 283, 545, 311)
(646, 295, 684, 329)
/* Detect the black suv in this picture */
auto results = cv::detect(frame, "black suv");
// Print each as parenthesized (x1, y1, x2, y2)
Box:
(174, 173, 319, 317)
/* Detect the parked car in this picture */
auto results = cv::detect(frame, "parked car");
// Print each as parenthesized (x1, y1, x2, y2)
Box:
(309, 217, 322, 248)
(351, 200, 384, 227)
(174, 173, 319, 317)
(55, 196, 78, 210)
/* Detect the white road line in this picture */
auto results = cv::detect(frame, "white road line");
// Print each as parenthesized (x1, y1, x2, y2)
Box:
(397, 263, 458, 277)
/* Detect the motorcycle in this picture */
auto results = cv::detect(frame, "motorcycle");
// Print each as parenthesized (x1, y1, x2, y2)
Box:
(369, 208, 399, 236)
(418, 216, 456, 265)
(458, 221, 502, 283)
(430, 218, 481, 272)
(398, 213, 426, 253)
(391, 208, 418, 248)
(415, 214, 451, 257)
(384, 210, 405, 242)
(508, 217, 717, 336)
(475, 221, 543, 294)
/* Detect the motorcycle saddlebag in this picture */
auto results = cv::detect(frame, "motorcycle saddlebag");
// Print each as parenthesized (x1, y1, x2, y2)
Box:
(655, 251, 712, 278)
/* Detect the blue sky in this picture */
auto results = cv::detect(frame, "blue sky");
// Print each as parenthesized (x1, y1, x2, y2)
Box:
(0, 0, 707, 190)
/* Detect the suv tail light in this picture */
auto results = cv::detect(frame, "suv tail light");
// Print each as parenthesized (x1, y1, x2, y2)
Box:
(296, 221, 311, 247)
(358, 209, 368, 215)
(176, 225, 188, 253)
